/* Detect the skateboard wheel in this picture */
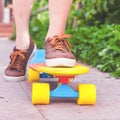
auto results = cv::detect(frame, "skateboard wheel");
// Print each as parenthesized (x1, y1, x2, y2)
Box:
(77, 84, 96, 105)
(32, 83, 50, 104)
(28, 68, 40, 82)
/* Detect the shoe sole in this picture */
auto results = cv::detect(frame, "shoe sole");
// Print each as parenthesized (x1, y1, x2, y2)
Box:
(45, 58, 76, 67)
(4, 44, 37, 82)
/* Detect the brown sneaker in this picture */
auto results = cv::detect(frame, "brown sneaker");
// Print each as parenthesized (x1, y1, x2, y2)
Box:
(45, 34, 76, 67)
(4, 39, 36, 82)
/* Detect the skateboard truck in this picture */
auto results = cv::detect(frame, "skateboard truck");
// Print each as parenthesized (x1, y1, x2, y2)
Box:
(50, 76, 78, 98)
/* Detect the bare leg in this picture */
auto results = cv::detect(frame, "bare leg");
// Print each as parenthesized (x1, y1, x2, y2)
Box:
(46, 0, 73, 39)
(13, 0, 34, 49)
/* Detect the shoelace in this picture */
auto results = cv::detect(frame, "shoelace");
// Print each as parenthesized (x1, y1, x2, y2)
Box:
(49, 34, 72, 52)
(9, 50, 27, 72)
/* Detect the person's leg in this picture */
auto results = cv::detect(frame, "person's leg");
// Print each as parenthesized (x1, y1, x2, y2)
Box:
(45, 0, 76, 67)
(46, 0, 73, 39)
(13, 0, 34, 49)
(4, 0, 36, 82)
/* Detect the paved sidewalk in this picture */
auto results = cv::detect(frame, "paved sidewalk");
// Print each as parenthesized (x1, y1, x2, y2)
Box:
(0, 38, 120, 120)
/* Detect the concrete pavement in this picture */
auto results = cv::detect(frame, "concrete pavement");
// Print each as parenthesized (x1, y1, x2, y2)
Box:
(0, 38, 120, 120)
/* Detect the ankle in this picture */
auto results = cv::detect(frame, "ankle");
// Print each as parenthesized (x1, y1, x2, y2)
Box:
(15, 37, 30, 50)
(16, 39, 30, 50)
(45, 33, 64, 41)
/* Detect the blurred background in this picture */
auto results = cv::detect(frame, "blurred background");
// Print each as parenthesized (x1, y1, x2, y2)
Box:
(0, 0, 13, 37)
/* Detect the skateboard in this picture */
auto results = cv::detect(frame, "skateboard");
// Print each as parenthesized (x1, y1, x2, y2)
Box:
(28, 50, 96, 105)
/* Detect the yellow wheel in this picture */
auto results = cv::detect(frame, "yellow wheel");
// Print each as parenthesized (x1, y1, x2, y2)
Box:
(28, 68, 40, 82)
(77, 84, 96, 105)
(32, 83, 50, 104)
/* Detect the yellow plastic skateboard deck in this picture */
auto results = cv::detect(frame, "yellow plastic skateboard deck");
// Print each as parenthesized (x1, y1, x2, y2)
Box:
(29, 63, 90, 76)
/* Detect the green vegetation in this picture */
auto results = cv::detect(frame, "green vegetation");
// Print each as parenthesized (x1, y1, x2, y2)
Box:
(29, 0, 48, 48)
(12, 0, 120, 78)
(69, 24, 120, 78)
